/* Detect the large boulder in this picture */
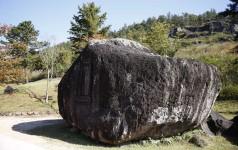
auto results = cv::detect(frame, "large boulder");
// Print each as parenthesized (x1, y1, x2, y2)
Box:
(58, 38, 221, 145)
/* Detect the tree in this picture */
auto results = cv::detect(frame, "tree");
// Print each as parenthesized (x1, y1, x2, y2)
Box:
(40, 46, 57, 103)
(53, 42, 73, 77)
(145, 22, 180, 57)
(0, 24, 23, 83)
(0, 24, 12, 36)
(69, 2, 110, 54)
(4, 21, 40, 83)
(40, 48, 51, 103)
(203, 9, 217, 22)
(219, 0, 238, 24)
(5, 21, 39, 47)
(219, 0, 238, 40)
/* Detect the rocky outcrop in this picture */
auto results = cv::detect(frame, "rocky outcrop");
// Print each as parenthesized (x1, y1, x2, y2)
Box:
(169, 21, 238, 38)
(58, 38, 221, 145)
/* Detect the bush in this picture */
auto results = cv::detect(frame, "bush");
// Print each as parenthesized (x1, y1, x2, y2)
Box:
(29, 71, 47, 82)
(218, 84, 238, 100)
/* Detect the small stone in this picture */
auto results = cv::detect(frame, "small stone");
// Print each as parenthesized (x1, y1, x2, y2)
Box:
(189, 135, 208, 148)
(33, 112, 38, 115)
(161, 138, 172, 145)
(4, 86, 17, 94)
(15, 112, 22, 116)
(27, 112, 34, 115)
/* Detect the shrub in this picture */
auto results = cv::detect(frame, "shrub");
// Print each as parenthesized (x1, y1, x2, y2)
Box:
(218, 84, 238, 100)
(29, 71, 47, 82)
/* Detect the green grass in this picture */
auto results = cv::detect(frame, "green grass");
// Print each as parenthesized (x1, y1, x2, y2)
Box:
(0, 78, 60, 113)
(213, 100, 238, 119)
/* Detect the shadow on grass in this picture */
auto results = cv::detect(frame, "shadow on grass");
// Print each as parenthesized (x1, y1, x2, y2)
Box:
(11, 119, 129, 148)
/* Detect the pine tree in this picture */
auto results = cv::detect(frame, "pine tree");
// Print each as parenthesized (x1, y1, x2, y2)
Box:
(69, 2, 110, 54)
(145, 22, 180, 57)
(219, 0, 238, 24)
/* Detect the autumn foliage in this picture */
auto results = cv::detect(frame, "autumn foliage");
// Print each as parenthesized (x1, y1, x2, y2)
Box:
(0, 24, 24, 83)
(0, 50, 23, 83)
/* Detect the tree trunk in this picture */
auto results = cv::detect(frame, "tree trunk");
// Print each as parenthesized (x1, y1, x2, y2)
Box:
(45, 68, 50, 103)
(24, 68, 29, 84)
(50, 47, 55, 81)
(50, 64, 54, 81)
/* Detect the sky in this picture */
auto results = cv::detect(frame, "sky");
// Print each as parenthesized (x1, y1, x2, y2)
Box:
(0, 0, 230, 44)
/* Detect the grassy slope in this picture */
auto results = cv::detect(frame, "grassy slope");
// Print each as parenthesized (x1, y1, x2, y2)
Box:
(0, 78, 60, 113)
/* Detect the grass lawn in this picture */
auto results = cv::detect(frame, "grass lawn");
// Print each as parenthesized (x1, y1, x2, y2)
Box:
(213, 100, 238, 119)
(0, 78, 60, 113)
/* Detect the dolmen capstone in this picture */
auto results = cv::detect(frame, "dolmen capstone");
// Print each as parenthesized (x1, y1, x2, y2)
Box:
(58, 38, 221, 145)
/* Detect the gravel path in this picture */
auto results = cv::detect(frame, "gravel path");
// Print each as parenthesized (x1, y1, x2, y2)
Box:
(0, 116, 65, 150)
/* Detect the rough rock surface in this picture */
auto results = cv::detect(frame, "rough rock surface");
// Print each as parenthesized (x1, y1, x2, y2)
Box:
(202, 111, 238, 136)
(189, 135, 208, 148)
(58, 38, 221, 144)
(169, 21, 238, 38)
(4, 86, 17, 94)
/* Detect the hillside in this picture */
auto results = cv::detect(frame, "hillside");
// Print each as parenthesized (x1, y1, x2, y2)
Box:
(176, 42, 238, 101)
(0, 79, 60, 115)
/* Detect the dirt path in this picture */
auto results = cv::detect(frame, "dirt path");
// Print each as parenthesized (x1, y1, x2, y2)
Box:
(0, 115, 69, 150)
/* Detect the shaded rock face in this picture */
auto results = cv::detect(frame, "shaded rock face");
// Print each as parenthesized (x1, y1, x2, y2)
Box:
(202, 110, 238, 136)
(58, 38, 221, 145)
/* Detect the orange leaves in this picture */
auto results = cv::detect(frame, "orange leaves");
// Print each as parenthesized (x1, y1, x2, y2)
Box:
(0, 24, 12, 36)
(0, 48, 24, 83)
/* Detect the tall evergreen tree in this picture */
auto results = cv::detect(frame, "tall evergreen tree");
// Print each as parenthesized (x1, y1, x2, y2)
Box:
(69, 2, 110, 54)
(219, 0, 238, 24)
(5, 21, 39, 48)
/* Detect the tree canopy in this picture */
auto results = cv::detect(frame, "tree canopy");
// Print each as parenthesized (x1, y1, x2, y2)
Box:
(145, 22, 180, 57)
(5, 21, 39, 47)
(219, 0, 238, 24)
(0, 24, 23, 83)
(69, 2, 110, 54)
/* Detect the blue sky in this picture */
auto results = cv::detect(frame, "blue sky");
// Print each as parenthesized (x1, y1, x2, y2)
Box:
(0, 0, 230, 44)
